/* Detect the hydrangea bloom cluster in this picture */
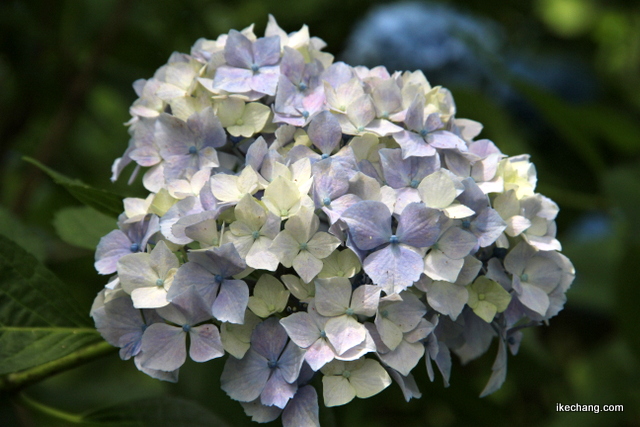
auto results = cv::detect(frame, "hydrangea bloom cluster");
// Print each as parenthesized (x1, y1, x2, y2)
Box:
(90, 16, 575, 426)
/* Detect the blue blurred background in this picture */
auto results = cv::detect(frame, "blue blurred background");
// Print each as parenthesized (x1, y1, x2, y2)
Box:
(1, 0, 640, 425)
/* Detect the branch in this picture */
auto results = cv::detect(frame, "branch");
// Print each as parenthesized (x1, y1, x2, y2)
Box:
(0, 341, 117, 393)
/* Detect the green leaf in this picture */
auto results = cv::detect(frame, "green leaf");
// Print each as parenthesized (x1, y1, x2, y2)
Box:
(54, 206, 117, 250)
(82, 396, 231, 427)
(0, 234, 103, 376)
(24, 156, 123, 218)
(0, 206, 47, 261)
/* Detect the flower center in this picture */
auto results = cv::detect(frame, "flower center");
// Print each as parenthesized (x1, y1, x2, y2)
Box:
(346, 308, 354, 316)
(389, 235, 399, 244)
(420, 129, 428, 137)
(520, 273, 529, 282)
(188, 146, 198, 155)
(299, 242, 308, 251)
(156, 279, 164, 287)
(478, 293, 486, 301)
(410, 179, 420, 188)
(298, 82, 308, 91)
(462, 220, 471, 229)
(250, 64, 260, 73)
(267, 359, 278, 369)
(182, 324, 191, 333)
(252, 231, 260, 240)
(130, 243, 140, 252)
(215, 274, 224, 284)
(322, 196, 331, 206)
(342, 370, 351, 379)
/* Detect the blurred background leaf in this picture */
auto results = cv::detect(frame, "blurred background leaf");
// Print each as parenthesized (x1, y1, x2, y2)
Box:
(2, 0, 640, 426)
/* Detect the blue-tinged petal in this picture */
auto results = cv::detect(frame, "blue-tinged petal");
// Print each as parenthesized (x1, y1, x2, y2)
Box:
(479, 338, 507, 397)
(363, 244, 423, 293)
(189, 324, 224, 362)
(253, 35, 281, 67)
(213, 66, 253, 93)
(394, 130, 436, 158)
(308, 111, 342, 155)
(224, 30, 254, 68)
(139, 323, 186, 372)
(95, 230, 134, 275)
(221, 348, 270, 402)
(379, 340, 425, 376)
(250, 69, 279, 96)
(188, 107, 227, 149)
(437, 227, 477, 260)
(260, 369, 298, 409)
(282, 385, 320, 427)
(241, 399, 282, 423)
(387, 369, 422, 402)
(168, 262, 219, 307)
(472, 208, 507, 247)
(212, 279, 249, 324)
(404, 95, 424, 132)
(280, 47, 305, 83)
(427, 131, 466, 150)
(396, 203, 443, 248)
(133, 355, 179, 382)
(278, 340, 307, 384)
(341, 200, 391, 250)
(384, 292, 426, 333)
(379, 148, 411, 188)
(252, 317, 289, 361)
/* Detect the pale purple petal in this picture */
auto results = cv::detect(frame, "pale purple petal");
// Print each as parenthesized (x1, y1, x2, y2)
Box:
(252, 318, 289, 360)
(261, 369, 298, 408)
(139, 323, 186, 372)
(308, 111, 343, 155)
(396, 203, 443, 248)
(379, 340, 425, 376)
(253, 36, 281, 67)
(282, 385, 320, 427)
(278, 340, 307, 383)
(189, 323, 224, 362)
(221, 348, 270, 402)
(212, 279, 249, 324)
(224, 30, 253, 68)
(341, 201, 392, 250)
(363, 244, 424, 293)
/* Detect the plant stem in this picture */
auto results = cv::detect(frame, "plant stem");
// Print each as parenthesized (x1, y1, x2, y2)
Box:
(17, 392, 84, 424)
(0, 341, 116, 392)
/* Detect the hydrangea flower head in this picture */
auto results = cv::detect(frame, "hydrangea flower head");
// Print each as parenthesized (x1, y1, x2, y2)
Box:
(92, 16, 575, 426)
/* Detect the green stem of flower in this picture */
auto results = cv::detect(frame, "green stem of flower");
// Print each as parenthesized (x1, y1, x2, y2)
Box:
(17, 392, 84, 424)
(0, 341, 117, 392)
